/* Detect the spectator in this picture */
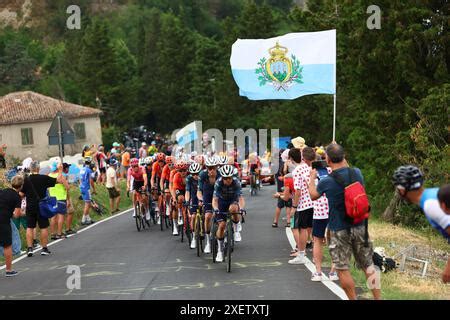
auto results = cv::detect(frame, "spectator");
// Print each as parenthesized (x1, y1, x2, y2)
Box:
(62, 163, 76, 236)
(139, 142, 148, 159)
(121, 147, 131, 179)
(48, 162, 70, 240)
(148, 141, 158, 156)
(289, 147, 315, 265)
(0, 175, 23, 276)
(0, 144, 6, 168)
(82, 144, 92, 158)
(95, 145, 107, 184)
(106, 159, 121, 213)
(309, 143, 381, 300)
(21, 161, 63, 257)
(79, 157, 97, 225)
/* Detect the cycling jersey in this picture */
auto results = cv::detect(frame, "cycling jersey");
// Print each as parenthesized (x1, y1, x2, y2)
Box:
(151, 162, 163, 178)
(161, 164, 171, 181)
(169, 169, 177, 185)
(127, 166, 146, 182)
(186, 175, 199, 196)
(198, 169, 221, 195)
(173, 172, 186, 192)
(213, 176, 242, 202)
(420, 188, 450, 240)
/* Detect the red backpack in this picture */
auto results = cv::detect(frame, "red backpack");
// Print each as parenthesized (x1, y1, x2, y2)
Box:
(330, 168, 371, 245)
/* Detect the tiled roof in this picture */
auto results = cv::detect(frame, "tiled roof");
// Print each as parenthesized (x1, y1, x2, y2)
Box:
(0, 91, 102, 125)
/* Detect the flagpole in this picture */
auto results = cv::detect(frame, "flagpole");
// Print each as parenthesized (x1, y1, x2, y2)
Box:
(333, 94, 336, 142)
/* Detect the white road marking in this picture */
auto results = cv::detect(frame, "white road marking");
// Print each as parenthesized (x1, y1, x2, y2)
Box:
(285, 227, 348, 300)
(0, 208, 133, 271)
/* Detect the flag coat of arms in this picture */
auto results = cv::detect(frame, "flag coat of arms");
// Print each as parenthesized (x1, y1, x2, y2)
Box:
(230, 30, 336, 100)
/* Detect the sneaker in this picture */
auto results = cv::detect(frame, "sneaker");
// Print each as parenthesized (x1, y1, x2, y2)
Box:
(41, 248, 51, 256)
(288, 254, 305, 265)
(328, 272, 339, 281)
(172, 224, 179, 236)
(87, 219, 95, 225)
(32, 240, 40, 249)
(216, 251, 224, 262)
(5, 270, 18, 277)
(51, 234, 57, 240)
(27, 247, 33, 257)
(234, 231, 242, 242)
(311, 272, 323, 282)
(190, 237, 196, 249)
(55, 234, 66, 240)
(204, 242, 211, 254)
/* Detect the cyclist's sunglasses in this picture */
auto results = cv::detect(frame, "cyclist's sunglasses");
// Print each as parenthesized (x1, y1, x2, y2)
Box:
(131, 165, 138, 168)
(223, 177, 232, 181)
(207, 166, 217, 170)
(179, 169, 187, 172)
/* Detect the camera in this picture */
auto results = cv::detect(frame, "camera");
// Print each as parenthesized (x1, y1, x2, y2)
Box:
(312, 160, 328, 180)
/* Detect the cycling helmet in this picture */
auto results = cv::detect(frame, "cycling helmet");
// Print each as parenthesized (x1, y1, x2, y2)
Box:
(144, 157, 153, 165)
(156, 153, 165, 162)
(165, 156, 174, 165)
(218, 164, 235, 178)
(138, 158, 145, 166)
(392, 165, 424, 191)
(175, 160, 188, 171)
(130, 158, 139, 167)
(189, 162, 202, 174)
(194, 155, 204, 165)
(109, 159, 118, 166)
(205, 156, 219, 167)
(218, 155, 229, 166)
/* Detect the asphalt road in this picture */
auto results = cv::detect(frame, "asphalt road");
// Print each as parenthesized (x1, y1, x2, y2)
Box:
(0, 184, 340, 300)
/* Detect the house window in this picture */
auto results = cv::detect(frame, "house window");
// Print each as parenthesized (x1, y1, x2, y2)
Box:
(74, 122, 86, 140)
(21, 128, 34, 145)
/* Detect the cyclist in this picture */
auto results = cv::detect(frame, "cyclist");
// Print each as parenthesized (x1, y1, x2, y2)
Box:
(151, 153, 166, 218)
(212, 164, 246, 262)
(171, 160, 189, 236)
(249, 152, 261, 190)
(169, 160, 181, 234)
(160, 156, 175, 224)
(197, 156, 221, 254)
(143, 156, 156, 223)
(392, 165, 450, 283)
(186, 162, 202, 249)
(127, 158, 149, 220)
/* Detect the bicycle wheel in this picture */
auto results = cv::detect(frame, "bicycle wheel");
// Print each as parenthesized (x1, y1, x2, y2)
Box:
(195, 215, 201, 257)
(160, 199, 165, 231)
(185, 212, 192, 248)
(135, 203, 142, 232)
(226, 219, 233, 273)
(211, 221, 218, 263)
(141, 203, 148, 229)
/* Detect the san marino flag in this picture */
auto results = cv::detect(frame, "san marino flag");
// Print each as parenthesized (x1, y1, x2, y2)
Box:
(230, 30, 336, 100)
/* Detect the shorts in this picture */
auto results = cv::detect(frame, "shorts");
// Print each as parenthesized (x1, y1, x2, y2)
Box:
(329, 224, 374, 270)
(189, 197, 199, 214)
(164, 180, 170, 190)
(0, 223, 12, 247)
(80, 189, 91, 202)
(26, 209, 50, 229)
(295, 208, 313, 229)
(12, 216, 27, 230)
(99, 167, 106, 174)
(215, 198, 239, 222)
(121, 165, 129, 175)
(312, 218, 329, 238)
(55, 200, 67, 215)
(202, 190, 214, 212)
(132, 180, 145, 192)
(277, 198, 292, 208)
(107, 187, 120, 199)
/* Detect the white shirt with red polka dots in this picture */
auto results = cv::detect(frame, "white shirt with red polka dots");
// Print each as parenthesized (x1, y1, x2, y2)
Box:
(293, 162, 313, 211)
(313, 167, 332, 220)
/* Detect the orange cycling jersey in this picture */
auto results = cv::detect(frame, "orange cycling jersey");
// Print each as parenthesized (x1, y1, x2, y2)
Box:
(173, 172, 186, 191)
(161, 164, 171, 181)
(151, 162, 163, 178)
(169, 169, 177, 184)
